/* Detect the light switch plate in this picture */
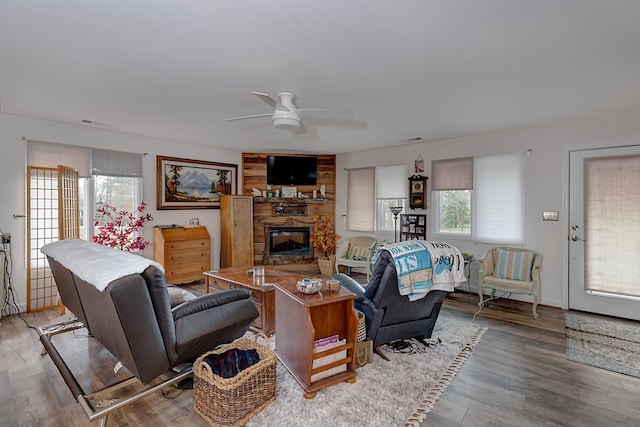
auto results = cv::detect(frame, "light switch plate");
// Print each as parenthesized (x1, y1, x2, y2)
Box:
(542, 211, 559, 221)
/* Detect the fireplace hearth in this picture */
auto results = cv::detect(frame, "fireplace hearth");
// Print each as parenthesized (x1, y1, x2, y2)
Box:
(264, 225, 314, 265)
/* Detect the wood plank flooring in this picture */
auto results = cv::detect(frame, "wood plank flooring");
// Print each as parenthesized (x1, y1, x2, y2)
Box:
(1, 283, 639, 426)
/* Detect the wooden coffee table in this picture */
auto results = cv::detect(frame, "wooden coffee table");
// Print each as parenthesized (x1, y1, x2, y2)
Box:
(204, 267, 302, 335)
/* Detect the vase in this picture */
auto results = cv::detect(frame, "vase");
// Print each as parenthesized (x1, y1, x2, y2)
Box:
(318, 256, 335, 276)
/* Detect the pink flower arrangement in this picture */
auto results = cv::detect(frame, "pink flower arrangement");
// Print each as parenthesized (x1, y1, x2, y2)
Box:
(310, 214, 340, 258)
(92, 201, 153, 251)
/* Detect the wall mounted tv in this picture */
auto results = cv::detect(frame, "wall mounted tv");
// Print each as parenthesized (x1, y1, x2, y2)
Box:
(266, 155, 318, 186)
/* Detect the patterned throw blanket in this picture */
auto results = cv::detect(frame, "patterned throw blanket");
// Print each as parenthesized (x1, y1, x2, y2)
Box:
(375, 240, 466, 301)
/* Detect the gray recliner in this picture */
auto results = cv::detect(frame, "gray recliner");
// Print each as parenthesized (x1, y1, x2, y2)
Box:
(39, 239, 259, 425)
(333, 249, 448, 359)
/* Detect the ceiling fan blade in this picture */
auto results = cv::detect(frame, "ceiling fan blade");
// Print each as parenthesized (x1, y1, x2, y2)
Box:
(294, 121, 308, 135)
(222, 113, 273, 122)
(298, 109, 354, 119)
(252, 92, 277, 108)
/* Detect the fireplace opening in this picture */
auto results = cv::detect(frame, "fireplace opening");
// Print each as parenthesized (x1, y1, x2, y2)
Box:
(267, 226, 311, 256)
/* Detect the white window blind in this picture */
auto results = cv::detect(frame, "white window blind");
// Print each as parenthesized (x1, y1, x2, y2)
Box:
(92, 149, 143, 177)
(473, 153, 524, 244)
(375, 164, 408, 199)
(347, 167, 375, 232)
(432, 157, 473, 190)
(584, 155, 640, 297)
(26, 140, 92, 177)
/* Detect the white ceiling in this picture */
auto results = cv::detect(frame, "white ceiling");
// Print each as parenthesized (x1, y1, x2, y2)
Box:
(2, 1, 640, 154)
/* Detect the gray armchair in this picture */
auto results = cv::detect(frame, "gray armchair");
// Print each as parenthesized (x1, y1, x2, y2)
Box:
(333, 249, 448, 359)
(39, 239, 259, 426)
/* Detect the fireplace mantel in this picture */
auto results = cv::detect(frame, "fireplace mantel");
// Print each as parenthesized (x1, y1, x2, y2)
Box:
(252, 197, 328, 204)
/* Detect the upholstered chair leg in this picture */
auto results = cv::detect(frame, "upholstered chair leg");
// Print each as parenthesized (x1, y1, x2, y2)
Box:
(532, 292, 539, 319)
(477, 284, 484, 307)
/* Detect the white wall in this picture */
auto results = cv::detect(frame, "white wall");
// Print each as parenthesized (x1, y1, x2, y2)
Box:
(4, 108, 640, 312)
(336, 108, 640, 309)
(0, 113, 241, 313)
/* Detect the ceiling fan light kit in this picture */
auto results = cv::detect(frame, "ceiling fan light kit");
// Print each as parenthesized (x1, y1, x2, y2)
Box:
(273, 117, 300, 130)
(223, 90, 349, 133)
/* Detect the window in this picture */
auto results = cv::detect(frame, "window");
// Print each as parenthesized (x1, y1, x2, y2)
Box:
(346, 167, 375, 232)
(432, 153, 524, 244)
(82, 176, 143, 240)
(346, 164, 407, 233)
(375, 164, 408, 231)
(84, 148, 144, 241)
(473, 153, 524, 244)
(432, 157, 473, 237)
(27, 141, 144, 243)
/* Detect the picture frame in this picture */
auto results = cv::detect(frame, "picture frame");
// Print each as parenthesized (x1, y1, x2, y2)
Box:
(281, 186, 297, 198)
(157, 155, 237, 210)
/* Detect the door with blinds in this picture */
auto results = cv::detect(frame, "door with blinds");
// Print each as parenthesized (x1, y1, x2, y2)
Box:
(26, 165, 79, 312)
(568, 146, 640, 321)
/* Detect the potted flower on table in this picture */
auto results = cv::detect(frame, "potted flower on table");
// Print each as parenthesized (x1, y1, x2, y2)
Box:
(310, 214, 340, 276)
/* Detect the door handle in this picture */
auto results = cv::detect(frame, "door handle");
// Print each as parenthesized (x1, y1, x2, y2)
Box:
(571, 235, 585, 242)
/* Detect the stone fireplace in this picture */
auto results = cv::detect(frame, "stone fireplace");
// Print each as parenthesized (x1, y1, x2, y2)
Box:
(263, 225, 314, 265)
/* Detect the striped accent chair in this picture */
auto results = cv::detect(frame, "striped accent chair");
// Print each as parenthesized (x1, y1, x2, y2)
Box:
(477, 247, 543, 318)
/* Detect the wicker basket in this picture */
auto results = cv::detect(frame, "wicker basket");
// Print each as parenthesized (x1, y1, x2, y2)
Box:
(193, 334, 276, 427)
(317, 256, 336, 276)
(356, 309, 367, 342)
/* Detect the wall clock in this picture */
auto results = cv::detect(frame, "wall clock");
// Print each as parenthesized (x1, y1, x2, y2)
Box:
(408, 175, 428, 209)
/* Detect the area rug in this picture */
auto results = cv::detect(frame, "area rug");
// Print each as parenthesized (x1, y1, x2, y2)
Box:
(564, 310, 640, 378)
(243, 314, 485, 427)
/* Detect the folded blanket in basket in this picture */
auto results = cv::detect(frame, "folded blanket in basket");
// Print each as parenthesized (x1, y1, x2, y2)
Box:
(203, 348, 261, 378)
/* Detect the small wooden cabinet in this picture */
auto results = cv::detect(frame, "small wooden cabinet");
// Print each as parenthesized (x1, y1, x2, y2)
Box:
(153, 226, 211, 284)
(220, 195, 254, 268)
(273, 281, 357, 398)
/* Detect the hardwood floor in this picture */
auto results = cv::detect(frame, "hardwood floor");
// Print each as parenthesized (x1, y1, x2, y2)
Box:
(428, 291, 640, 426)
(1, 284, 639, 426)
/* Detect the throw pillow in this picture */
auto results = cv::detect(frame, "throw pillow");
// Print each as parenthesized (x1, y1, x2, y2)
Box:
(346, 244, 370, 261)
(494, 248, 534, 281)
(167, 286, 197, 308)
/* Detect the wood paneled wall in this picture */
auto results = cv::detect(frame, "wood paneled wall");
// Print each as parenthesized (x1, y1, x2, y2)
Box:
(242, 153, 336, 270)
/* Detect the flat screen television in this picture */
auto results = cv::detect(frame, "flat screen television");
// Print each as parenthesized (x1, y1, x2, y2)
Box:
(266, 155, 318, 186)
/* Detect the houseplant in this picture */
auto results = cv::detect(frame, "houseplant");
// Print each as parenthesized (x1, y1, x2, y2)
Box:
(92, 201, 153, 251)
(311, 214, 340, 276)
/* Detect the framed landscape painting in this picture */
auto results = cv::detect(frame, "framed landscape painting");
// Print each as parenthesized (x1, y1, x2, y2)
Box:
(157, 155, 237, 209)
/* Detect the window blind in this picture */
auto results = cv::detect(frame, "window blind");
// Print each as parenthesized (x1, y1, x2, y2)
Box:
(347, 167, 375, 232)
(375, 164, 408, 199)
(26, 140, 92, 177)
(584, 154, 640, 297)
(92, 149, 143, 177)
(431, 157, 473, 191)
(473, 153, 524, 244)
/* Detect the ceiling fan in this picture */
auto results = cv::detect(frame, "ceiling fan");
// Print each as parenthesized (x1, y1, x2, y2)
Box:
(223, 91, 350, 134)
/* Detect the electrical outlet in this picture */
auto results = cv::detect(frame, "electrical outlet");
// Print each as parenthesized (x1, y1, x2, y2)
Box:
(542, 211, 559, 221)
(1, 233, 10, 244)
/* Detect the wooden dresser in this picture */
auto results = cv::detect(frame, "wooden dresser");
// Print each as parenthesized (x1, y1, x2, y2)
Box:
(153, 226, 211, 284)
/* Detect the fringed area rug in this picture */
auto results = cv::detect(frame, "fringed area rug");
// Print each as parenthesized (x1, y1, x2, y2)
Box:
(244, 315, 485, 427)
(564, 310, 640, 378)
